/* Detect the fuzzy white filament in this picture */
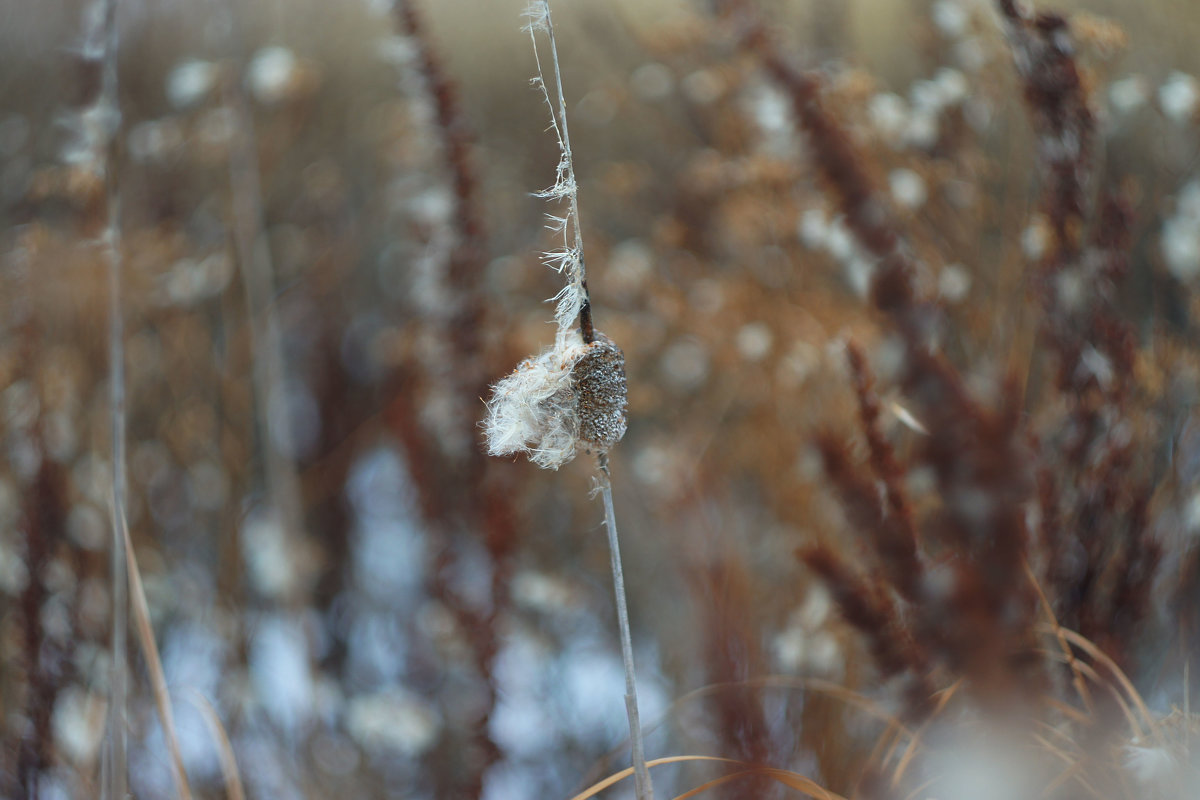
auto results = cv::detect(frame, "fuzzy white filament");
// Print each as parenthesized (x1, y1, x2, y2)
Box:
(526, 0, 587, 334)
(484, 329, 593, 469)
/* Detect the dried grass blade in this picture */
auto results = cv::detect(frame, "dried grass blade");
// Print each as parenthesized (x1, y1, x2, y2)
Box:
(186, 690, 244, 800)
(569, 755, 740, 800)
(669, 771, 759, 799)
(124, 526, 193, 800)
(1039, 646, 1143, 738)
(1051, 627, 1163, 744)
(1040, 760, 1090, 799)
(1025, 560, 1094, 715)
(890, 679, 962, 786)
(755, 767, 845, 799)
(1038, 695, 1092, 726)
(570, 755, 843, 800)
(1031, 733, 1102, 799)
(585, 674, 915, 789)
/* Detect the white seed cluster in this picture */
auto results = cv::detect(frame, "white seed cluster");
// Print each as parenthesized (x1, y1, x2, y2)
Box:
(484, 330, 627, 470)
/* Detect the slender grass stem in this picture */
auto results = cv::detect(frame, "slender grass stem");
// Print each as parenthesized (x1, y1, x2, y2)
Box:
(99, 0, 127, 794)
(104, 205, 128, 800)
(122, 520, 192, 799)
(225, 45, 307, 606)
(598, 455, 654, 800)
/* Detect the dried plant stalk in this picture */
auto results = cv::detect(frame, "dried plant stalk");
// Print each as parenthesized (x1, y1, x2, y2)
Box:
(226, 76, 309, 603)
(123, 522, 193, 800)
(599, 456, 653, 800)
(95, 0, 127, 794)
(188, 691, 245, 800)
(482, 3, 649, 797)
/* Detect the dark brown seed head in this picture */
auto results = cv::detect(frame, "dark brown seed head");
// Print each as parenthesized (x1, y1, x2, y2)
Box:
(571, 332, 628, 454)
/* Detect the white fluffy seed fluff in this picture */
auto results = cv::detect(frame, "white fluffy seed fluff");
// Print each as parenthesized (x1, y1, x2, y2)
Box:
(484, 329, 627, 469)
(485, 331, 587, 469)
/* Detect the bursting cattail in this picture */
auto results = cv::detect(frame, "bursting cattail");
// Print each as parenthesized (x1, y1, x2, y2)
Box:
(481, 5, 651, 799)
(484, 329, 628, 469)
(481, 0, 628, 470)
(573, 332, 628, 452)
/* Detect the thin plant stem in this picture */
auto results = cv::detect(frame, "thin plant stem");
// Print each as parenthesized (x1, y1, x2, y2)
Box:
(224, 30, 308, 607)
(104, 209, 129, 800)
(527, 0, 593, 343)
(122, 520, 193, 799)
(598, 454, 654, 800)
(99, 0, 128, 793)
(188, 690, 246, 800)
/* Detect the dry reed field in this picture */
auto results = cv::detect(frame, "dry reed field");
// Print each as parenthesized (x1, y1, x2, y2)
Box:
(3, 0, 1200, 798)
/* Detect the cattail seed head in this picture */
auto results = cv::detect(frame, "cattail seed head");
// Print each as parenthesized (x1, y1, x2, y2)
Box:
(573, 332, 628, 453)
(484, 3, 630, 471)
(483, 329, 628, 469)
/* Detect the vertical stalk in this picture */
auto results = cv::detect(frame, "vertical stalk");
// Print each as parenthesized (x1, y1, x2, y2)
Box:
(598, 455, 654, 800)
(225, 36, 307, 607)
(99, 0, 128, 794)
(105, 209, 128, 800)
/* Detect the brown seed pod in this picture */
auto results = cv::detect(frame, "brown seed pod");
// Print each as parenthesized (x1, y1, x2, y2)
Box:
(572, 333, 628, 454)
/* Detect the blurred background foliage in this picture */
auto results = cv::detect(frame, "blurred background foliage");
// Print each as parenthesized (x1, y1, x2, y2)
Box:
(3, 0, 1200, 798)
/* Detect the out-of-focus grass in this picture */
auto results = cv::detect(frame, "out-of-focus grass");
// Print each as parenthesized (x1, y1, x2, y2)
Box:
(4, 0, 1200, 797)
